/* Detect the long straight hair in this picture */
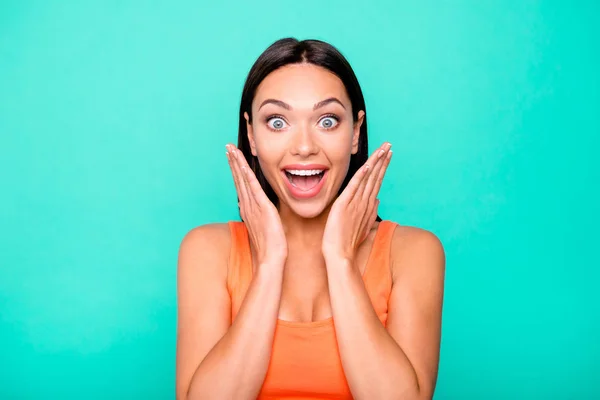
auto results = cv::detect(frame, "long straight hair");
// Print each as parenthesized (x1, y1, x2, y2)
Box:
(237, 38, 381, 222)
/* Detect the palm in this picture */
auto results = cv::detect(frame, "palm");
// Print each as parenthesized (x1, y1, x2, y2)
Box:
(322, 143, 392, 261)
(227, 144, 288, 265)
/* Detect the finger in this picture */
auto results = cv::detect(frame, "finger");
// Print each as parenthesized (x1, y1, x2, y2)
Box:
(369, 149, 392, 201)
(339, 162, 371, 202)
(243, 163, 271, 206)
(227, 145, 251, 213)
(233, 148, 256, 208)
(362, 144, 391, 202)
(360, 198, 380, 243)
(350, 142, 389, 204)
(226, 147, 243, 199)
(341, 142, 388, 201)
(369, 198, 380, 229)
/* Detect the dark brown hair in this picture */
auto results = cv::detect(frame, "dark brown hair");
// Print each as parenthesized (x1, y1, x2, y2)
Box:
(237, 37, 380, 221)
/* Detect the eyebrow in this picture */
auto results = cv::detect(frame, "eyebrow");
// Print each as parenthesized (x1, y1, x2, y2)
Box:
(258, 97, 346, 111)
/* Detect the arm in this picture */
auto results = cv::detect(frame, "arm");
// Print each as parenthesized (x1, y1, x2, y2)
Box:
(326, 228, 445, 400)
(175, 224, 284, 400)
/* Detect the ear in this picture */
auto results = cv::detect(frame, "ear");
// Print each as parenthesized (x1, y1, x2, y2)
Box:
(244, 112, 257, 156)
(351, 110, 365, 155)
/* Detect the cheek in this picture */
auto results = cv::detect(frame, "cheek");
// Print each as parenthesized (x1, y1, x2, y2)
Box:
(253, 131, 282, 159)
(322, 129, 354, 161)
(253, 134, 283, 178)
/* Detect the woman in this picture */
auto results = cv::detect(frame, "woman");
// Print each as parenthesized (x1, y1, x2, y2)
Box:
(176, 38, 445, 400)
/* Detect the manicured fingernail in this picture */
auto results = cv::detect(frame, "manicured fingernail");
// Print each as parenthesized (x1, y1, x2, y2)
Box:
(226, 151, 230, 159)
(388, 150, 393, 159)
(387, 143, 392, 150)
(379, 149, 385, 157)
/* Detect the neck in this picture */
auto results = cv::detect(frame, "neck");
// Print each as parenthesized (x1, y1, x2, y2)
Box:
(277, 201, 333, 247)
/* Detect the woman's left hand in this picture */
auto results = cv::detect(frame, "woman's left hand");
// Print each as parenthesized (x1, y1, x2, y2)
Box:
(322, 142, 393, 262)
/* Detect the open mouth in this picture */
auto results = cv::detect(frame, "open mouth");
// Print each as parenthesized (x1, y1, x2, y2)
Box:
(283, 169, 326, 192)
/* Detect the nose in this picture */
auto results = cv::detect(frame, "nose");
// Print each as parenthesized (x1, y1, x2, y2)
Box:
(291, 125, 319, 157)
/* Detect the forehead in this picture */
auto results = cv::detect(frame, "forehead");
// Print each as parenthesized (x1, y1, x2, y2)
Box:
(252, 63, 350, 110)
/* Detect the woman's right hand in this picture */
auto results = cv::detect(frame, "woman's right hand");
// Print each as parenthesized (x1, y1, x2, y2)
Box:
(226, 144, 288, 267)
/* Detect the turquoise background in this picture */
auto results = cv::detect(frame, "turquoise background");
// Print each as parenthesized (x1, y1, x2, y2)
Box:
(1, 0, 598, 398)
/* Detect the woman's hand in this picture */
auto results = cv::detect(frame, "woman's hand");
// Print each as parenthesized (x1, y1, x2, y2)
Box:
(322, 142, 392, 262)
(226, 144, 288, 267)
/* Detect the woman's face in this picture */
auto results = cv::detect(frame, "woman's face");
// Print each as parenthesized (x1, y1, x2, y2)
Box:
(246, 63, 364, 219)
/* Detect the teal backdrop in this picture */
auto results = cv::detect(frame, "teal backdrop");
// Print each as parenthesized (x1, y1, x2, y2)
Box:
(1, 1, 598, 398)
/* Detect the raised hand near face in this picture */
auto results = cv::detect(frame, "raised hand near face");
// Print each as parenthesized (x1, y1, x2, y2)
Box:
(226, 144, 288, 267)
(322, 142, 392, 262)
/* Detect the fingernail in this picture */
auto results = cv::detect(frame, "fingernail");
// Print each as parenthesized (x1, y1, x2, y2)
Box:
(388, 150, 393, 159)
(226, 151, 230, 159)
(379, 149, 385, 158)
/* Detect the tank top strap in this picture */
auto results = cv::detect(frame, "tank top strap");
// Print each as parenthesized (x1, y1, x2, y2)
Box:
(362, 220, 398, 322)
(227, 221, 253, 322)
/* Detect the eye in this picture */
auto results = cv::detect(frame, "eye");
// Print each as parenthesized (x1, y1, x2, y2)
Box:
(318, 115, 339, 130)
(266, 116, 288, 131)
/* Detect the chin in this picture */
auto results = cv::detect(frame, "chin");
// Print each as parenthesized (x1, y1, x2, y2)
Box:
(285, 200, 329, 219)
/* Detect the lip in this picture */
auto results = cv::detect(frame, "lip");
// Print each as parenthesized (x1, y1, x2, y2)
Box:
(280, 164, 329, 199)
(281, 164, 329, 171)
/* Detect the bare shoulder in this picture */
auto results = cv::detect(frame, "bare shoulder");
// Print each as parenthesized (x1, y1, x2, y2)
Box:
(177, 223, 232, 278)
(179, 223, 232, 254)
(175, 223, 234, 399)
(388, 223, 446, 282)
(385, 224, 445, 397)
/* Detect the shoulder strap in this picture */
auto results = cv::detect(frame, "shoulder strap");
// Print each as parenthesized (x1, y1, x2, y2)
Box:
(363, 220, 397, 320)
(227, 221, 253, 322)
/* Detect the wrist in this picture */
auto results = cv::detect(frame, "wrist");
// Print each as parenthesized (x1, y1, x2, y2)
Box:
(257, 252, 287, 267)
(323, 254, 355, 271)
(255, 259, 286, 278)
(322, 247, 354, 263)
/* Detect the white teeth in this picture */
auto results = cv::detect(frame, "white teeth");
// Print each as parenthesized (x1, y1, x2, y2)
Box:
(285, 169, 324, 176)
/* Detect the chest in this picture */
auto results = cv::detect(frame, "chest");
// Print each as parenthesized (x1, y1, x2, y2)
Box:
(276, 240, 373, 323)
(259, 322, 353, 399)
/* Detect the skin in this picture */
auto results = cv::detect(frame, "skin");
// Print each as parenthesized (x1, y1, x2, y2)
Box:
(176, 63, 445, 399)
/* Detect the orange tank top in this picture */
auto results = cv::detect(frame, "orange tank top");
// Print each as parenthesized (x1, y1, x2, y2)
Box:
(227, 220, 397, 399)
